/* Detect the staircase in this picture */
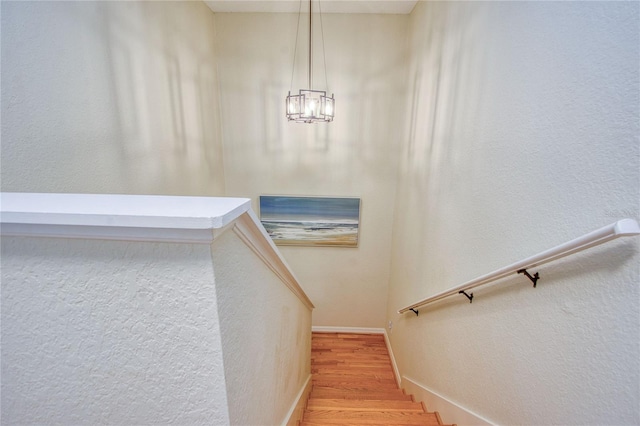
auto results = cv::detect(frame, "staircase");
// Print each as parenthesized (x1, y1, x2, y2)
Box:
(300, 332, 453, 425)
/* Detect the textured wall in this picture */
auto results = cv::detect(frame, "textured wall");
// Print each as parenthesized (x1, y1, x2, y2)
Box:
(1, 1, 225, 195)
(214, 12, 408, 328)
(387, 1, 639, 425)
(1, 236, 230, 425)
(211, 227, 312, 425)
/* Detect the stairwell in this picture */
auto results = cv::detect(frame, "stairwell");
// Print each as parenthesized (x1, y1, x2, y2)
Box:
(300, 332, 453, 425)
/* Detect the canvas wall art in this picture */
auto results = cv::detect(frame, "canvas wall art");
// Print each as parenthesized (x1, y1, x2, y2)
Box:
(259, 196, 361, 247)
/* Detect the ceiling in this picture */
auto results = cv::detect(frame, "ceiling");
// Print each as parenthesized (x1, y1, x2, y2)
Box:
(204, 0, 419, 14)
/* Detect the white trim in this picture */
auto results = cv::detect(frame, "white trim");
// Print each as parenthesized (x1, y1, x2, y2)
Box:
(0, 193, 251, 244)
(0, 223, 224, 244)
(281, 374, 312, 426)
(312, 326, 385, 334)
(233, 211, 314, 311)
(1, 193, 315, 310)
(383, 330, 402, 387)
(0, 192, 316, 311)
(402, 376, 496, 426)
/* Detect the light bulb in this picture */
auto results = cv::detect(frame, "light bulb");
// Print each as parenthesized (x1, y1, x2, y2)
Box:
(306, 100, 315, 116)
(325, 102, 333, 115)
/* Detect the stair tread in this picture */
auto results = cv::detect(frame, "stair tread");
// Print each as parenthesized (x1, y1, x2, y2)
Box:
(313, 372, 397, 379)
(311, 386, 413, 401)
(313, 378, 398, 388)
(313, 358, 393, 364)
(313, 365, 393, 371)
(302, 409, 441, 425)
(302, 422, 453, 426)
(301, 333, 446, 426)
(311, 393, 415, 401)
(313, 369, 396, 379)
(302, 422, 454, 426)
(313, 344, 388, 349)
(312, 354, 394, 362)
(307, 398, 424, 412)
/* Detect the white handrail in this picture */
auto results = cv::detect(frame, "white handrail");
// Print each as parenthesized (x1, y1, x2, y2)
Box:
(398, 219, 640, 315)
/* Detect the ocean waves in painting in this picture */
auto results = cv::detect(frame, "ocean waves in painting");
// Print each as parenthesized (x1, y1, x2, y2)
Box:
(261, 220, 359, 247)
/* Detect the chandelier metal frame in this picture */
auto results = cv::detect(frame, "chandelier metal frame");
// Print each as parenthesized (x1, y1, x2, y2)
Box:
(286, 0, 335, 123)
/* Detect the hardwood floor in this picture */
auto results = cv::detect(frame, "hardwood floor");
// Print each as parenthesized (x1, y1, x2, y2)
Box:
(300, 333, 451, 425)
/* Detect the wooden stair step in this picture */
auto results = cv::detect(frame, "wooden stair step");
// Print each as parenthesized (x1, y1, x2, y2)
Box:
(303, 333, 447, 426)
(302, 409, 442, 425)
(313, 341, 387, 347)
(312, 373, 396, 386)
(301, 422, 445, 426)
(312, 382, 399, 391)
(312, 354, 391, 360)
(310, 387, 414, 401)
(312, 368, 396, 378)
(312, 361, 394, 368)
(313, 337, 385, 342)
(307, 398, 425, 412)
(312, 344, 387, 350)
(312, 363, 394, 369)
(312, 353, 393, 361)
(313, 360, 393, 366)
(312, 372, 395, 379)
(313, 340, 386, 345)
(312, 345, 387, 350)
(313, 336, 385, 341)
(313, 349, 390, 355)
(313, 358, 393, 364)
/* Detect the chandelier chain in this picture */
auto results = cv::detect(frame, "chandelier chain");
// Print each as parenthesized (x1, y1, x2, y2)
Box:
(289, 0, 303, 92)
(318, 0, 329, 92)
(308, 0, 312, 89)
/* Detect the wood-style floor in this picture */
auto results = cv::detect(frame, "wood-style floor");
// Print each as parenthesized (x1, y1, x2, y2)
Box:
(300, 332, 451, 425)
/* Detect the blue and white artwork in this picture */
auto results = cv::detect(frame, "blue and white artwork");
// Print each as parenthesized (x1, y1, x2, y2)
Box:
(259, 196, 361, 247)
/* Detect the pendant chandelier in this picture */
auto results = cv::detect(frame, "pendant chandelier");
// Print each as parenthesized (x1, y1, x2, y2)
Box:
(286, 0, 335, 123)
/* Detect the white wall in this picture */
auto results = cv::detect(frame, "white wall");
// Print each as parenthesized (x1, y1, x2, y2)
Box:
(1, 1, 225, 195)
(214, 12, 408, 328)
(4, 2, 638, 422)
(211, 226, 312, 425)
(1, 236, 230, 425)
(387, 1, 639, 425)
(1, 206, 314, 425)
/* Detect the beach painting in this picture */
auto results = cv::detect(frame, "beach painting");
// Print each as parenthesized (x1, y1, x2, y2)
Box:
(259, 196, 361, 247)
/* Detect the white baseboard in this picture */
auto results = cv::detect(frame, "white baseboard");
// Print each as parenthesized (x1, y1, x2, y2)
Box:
(402, 376, 495, 426)
(281, 374, 312, 426)
(312, 326, 386, 334)
(382, 330, 402, 387)
(309, 326, 493, 426)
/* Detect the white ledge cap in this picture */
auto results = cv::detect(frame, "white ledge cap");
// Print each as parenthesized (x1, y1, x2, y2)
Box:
(614, 218, 640, 236)
(1, 193, 252, 243)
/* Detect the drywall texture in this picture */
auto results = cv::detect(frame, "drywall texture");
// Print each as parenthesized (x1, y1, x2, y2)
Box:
(1, 236, 230, 425)
(214, 12, 408, 328)
(211, 227, 312, 425)
(386, 1, 640, 425)
(1, 1, 225, 195)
